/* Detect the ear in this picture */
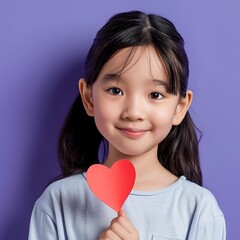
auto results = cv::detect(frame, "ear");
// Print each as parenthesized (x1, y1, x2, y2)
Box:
(173, 90, 193, 126)
(78, 78, 94, 116)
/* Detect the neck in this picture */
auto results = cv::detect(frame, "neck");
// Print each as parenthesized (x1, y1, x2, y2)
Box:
(103, 146, 178, 191)
(103, 145, 159, 171)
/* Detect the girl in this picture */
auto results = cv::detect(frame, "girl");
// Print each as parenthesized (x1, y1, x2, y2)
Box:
(28, 11, 226, 239)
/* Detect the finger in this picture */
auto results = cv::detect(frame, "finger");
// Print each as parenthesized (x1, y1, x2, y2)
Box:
(108, 221, 131, 239)
(99, 229, 121, 240)
(118, 209, 126, 217)
(116, 210, 137, 233)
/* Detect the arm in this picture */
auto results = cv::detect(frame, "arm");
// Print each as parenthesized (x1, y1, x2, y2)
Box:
(28, 203, 58, 240)
(194, 216, 226, 240)
(99, 209, 139, 240)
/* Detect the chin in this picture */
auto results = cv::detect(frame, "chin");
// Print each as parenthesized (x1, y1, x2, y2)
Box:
(116, 147, 151, 157)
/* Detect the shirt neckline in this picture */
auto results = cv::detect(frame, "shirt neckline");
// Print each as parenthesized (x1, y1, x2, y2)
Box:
(130, 176, 186, 196)
(82, 172, 186, 196)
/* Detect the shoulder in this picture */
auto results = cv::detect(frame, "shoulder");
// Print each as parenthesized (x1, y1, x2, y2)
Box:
(41, 173, 87, 196)
(181, 177, 215, 199)
(35, 173, 88, 213)
(44, 173, 87, 192)
(181, 178, 218, 202)
(180, 177, 224, 221)
(179, 179, 226, 235)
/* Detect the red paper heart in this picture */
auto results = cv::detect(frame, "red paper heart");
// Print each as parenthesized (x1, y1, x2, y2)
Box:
(86, 159, 136, 212)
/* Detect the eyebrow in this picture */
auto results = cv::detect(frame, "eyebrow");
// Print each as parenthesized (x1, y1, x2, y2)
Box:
(153, 79, 169, 88)
(101, 74, 169, 89)
(101, 74, 121, 82)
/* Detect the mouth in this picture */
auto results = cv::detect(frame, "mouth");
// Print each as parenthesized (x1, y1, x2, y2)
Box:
(117, 127, 148, 138)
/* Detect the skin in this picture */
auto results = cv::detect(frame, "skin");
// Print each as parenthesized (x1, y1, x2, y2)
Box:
(79, 46, 192, 239)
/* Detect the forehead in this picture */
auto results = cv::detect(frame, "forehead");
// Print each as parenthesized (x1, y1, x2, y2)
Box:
(98, 46, 167, 81)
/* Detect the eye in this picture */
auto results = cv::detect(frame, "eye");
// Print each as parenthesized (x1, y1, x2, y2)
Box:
(149, 92, 163, 100)
(107, 87, 123, 96)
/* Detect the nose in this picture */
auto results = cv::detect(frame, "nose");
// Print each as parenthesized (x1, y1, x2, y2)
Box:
(121, 95, 146, 121)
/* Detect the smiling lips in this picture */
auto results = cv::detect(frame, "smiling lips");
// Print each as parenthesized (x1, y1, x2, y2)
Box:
(118, 128, 148, 138)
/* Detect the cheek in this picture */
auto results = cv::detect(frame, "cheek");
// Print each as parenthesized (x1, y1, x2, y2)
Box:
(92, 100, 116, 133)
(152, 107, 176, 128)
(92, 89, 120, 121)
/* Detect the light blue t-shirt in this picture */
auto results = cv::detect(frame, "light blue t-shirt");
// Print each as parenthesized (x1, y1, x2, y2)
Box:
(28, 173, 226, 240)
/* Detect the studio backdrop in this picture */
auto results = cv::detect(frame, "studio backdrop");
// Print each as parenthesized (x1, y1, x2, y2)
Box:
(1, 0, 239, 239)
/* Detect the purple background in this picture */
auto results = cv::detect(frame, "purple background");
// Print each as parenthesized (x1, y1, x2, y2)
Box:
(1, 0, 239, 239)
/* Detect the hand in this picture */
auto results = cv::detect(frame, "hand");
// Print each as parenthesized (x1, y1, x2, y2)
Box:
(99, 209, 139, 240)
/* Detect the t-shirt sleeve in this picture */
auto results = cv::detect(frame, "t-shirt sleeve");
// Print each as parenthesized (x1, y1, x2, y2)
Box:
(186, 183, 227, 240)
(194, 215, 226, 240)
(28, 203, 58, 240)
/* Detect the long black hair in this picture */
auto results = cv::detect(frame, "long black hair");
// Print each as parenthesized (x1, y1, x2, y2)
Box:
(58, 11, 202, 185)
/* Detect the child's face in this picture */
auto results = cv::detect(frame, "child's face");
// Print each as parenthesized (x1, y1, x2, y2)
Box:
(80, 46, 191, 158)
